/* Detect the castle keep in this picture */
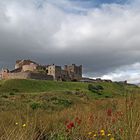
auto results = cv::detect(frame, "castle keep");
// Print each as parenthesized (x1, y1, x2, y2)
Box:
(0, 60, 82, 81)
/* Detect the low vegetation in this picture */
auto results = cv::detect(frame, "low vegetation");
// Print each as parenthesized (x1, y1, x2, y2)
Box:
(0, 79, 140, 140)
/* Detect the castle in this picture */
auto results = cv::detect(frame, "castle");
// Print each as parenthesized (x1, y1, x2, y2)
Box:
(0, 60, 82, 81)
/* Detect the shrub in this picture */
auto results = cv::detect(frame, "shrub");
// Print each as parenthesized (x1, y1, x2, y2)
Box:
(9, 92, 15, 95)
(88, 84, 104, 93)
(12, 88, 19, 92)
(1, 95, 8, 98)
(30, 102, 41, 110)
(53, 98, 72, 107)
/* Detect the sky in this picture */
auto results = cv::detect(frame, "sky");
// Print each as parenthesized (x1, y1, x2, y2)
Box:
(0, 0, 140, 83)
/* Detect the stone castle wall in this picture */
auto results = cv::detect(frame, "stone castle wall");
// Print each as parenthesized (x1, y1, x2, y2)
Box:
(7, 72, 30, 79)
(29, 72, 53, 80)
(5, 72, 53, 80)
(1, 60, 82, 81)
(22, 64, 37, 72)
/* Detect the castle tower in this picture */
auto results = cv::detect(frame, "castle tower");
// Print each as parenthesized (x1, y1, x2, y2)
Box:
(1, 68, 9, 79)
(64, 64, 82, 81)
(47, 64, 62, 81)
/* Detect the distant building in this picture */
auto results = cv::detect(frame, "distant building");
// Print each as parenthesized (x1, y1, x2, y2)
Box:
(0, 60, 82, 81)
(47, 65, 62, 81)
(64, 64, 82, 81)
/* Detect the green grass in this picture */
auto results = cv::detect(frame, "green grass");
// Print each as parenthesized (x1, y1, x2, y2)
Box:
(0, 79, 139, 95)
(0, 79, 89, 93)
(0, 79, 139, 111)
(0, 79, 140, 139)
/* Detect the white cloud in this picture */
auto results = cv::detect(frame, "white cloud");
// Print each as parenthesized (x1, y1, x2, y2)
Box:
(101, 63, 140, 83)
(0, 0, 140, 83)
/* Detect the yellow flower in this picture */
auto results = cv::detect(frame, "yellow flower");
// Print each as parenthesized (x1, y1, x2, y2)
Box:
(101, 132, 105, 136)
(22, 124, 26, 127)
(88, 132, 92, 135)
(93, 134, 97, 137)
(15, 122, 18, 125)
(100, 130, 105, 133)
(107, 134, 111, 136)
(110, 138, 115, 140)
(100, 130, 105, 136)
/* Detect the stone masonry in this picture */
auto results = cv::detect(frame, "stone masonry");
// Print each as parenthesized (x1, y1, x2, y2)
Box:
(0, 60, 82, 81)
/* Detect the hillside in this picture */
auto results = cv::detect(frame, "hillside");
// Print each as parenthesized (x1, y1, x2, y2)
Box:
(0, 79, 139, 111)
(0, 79, 140, 139)
(0, 79, 139, 96)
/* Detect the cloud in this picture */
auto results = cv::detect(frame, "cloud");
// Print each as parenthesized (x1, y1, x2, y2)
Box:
(101, 63, 140, 83)
(0, 0, 140, 82)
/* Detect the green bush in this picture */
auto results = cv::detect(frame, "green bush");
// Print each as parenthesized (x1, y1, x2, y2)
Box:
(88, 84, 104, 92)
(51, 97, 72, 107)
(1, 95, 8, 98)
(9, 92, 15, 95)
(12, 88, 19, 92)
(30, 102, 41, 110)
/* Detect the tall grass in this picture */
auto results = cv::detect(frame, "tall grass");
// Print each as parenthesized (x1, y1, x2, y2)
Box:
(0, 93, 140, 140)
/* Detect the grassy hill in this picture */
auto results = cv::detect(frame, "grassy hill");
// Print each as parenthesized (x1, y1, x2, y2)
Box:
(0, 79, 139, 111)
(0, 79, 138, 94)
(0, 80, 140, 110)
(0, 79, 140, 139)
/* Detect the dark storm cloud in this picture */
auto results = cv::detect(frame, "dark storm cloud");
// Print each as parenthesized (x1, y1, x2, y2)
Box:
(0, 0, 140, 82)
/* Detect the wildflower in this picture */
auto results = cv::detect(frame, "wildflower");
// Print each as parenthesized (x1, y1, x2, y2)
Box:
(107, 134, 111, 136)
(66, 122, 74, 129)
(88, 132, 92, 135)
(119, 128, 123, 133)
(93, 134, 97, 137)
(100, 130, 105, 133)
(101, 132, 105, 136)
(100, 130, 105, 136)
(116, 111, 123, 117)
(15, 122, 18, 125)
(75, 117, 82, 125)
(112, 118, 116, 123)
(22, 124, 26, 127)
(107, 109, 112, 117)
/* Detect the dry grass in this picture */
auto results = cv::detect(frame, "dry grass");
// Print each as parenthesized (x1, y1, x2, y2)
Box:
(0, 93, 140, 140)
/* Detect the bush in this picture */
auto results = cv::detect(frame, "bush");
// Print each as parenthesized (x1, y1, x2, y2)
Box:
(53, 98, 72, 107)
(88, 84, 94, 91)
(1, 95, 8, 98)
(88, 84, 104, 92)
(88, 84, 104, 96)
(30, 102, 41, 110)
(9, 92, 15, 95)
(12, 88, 19, 92)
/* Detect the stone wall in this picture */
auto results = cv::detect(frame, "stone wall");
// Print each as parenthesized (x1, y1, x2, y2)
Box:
(8, 72, 30, 79)
(47, 65, 61, 80)
(64, 64, 82, 80)
(3, 72, 53, 80)
(22, 64, 38, 72)
(15, 59, 38, 69)
(29, 72, 53, 80)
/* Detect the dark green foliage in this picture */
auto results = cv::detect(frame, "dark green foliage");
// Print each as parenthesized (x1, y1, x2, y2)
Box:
(30, 102, 41, 110)
(1, 95, 8, 98)
(96, 85, 104, 90)
(105, 95, 113, 98)
(12, 88, 19, 92)
(9, 92, 15, 95)
(51, 97, 72, 107)
(88, 84, 104, 93)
